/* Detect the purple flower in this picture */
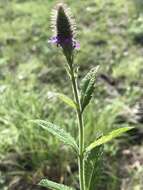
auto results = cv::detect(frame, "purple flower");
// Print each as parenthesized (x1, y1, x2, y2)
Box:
(73, 40, 80, 50)
(48, 36, 80, 50)
(49, 3, 79, 64)
(48, 36, 58, 44)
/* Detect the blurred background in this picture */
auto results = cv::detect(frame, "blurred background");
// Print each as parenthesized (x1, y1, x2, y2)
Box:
(0, 0, 143, 189)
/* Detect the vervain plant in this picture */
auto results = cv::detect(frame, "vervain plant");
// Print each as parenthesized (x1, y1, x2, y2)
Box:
(34, 3, 133, 190)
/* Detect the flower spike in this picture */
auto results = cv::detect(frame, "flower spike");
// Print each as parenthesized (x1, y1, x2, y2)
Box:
(49, 3, 79, 65)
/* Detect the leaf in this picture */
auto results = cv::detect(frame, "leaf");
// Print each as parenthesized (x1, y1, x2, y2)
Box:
(48, 92, 76, 109)
(56, 93, 77, 109)
(80, 66, 99, 112)
(86, 127, 134, 152)
(34, 120, 78, 153)
(39, 179, 75, 190)
(85, 146, 103, 190)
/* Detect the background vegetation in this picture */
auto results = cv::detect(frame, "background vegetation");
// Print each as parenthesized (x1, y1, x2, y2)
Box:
(0, 0, 143, 189)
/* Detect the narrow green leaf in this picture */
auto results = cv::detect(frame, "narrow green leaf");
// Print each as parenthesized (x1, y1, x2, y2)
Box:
(86, 127, 134, 152)
(80, 66, 99, 112)
(85, 146, 103, 190)
(56, 93, 77, 109)
(39, 179, 75, 190)
(34, 120, 78, 153)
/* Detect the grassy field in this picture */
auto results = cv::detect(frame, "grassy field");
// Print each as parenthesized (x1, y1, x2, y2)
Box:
(0, 0, 143, 189)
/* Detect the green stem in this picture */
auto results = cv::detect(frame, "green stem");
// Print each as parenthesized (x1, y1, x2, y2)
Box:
(69, 65, 85, 190)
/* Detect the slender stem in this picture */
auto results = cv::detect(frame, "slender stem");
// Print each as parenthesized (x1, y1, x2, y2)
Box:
(69, 65, 85, 190)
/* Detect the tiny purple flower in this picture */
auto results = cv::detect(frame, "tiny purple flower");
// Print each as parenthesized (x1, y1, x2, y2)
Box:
(48, 36, 58, 44)
(73, 41, 80, 50)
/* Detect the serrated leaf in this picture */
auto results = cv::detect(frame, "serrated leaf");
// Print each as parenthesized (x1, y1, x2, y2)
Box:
(56, 93, 77, 109)
(39, 179, 75, 190)
(34, 120, 78, 153)
(86, 127, 134, 152)
(85, 146, 103, 190)
(80, 66, 99, 112)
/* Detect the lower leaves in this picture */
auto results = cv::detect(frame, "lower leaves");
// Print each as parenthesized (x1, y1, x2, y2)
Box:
(33, 120, 78, 153)
(84, 146, 103, 190)
(84, 127, 134, 190)
(86, 127, 134, 152)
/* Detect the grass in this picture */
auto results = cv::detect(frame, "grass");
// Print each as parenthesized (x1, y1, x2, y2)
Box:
(0, 0, 143, 189)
